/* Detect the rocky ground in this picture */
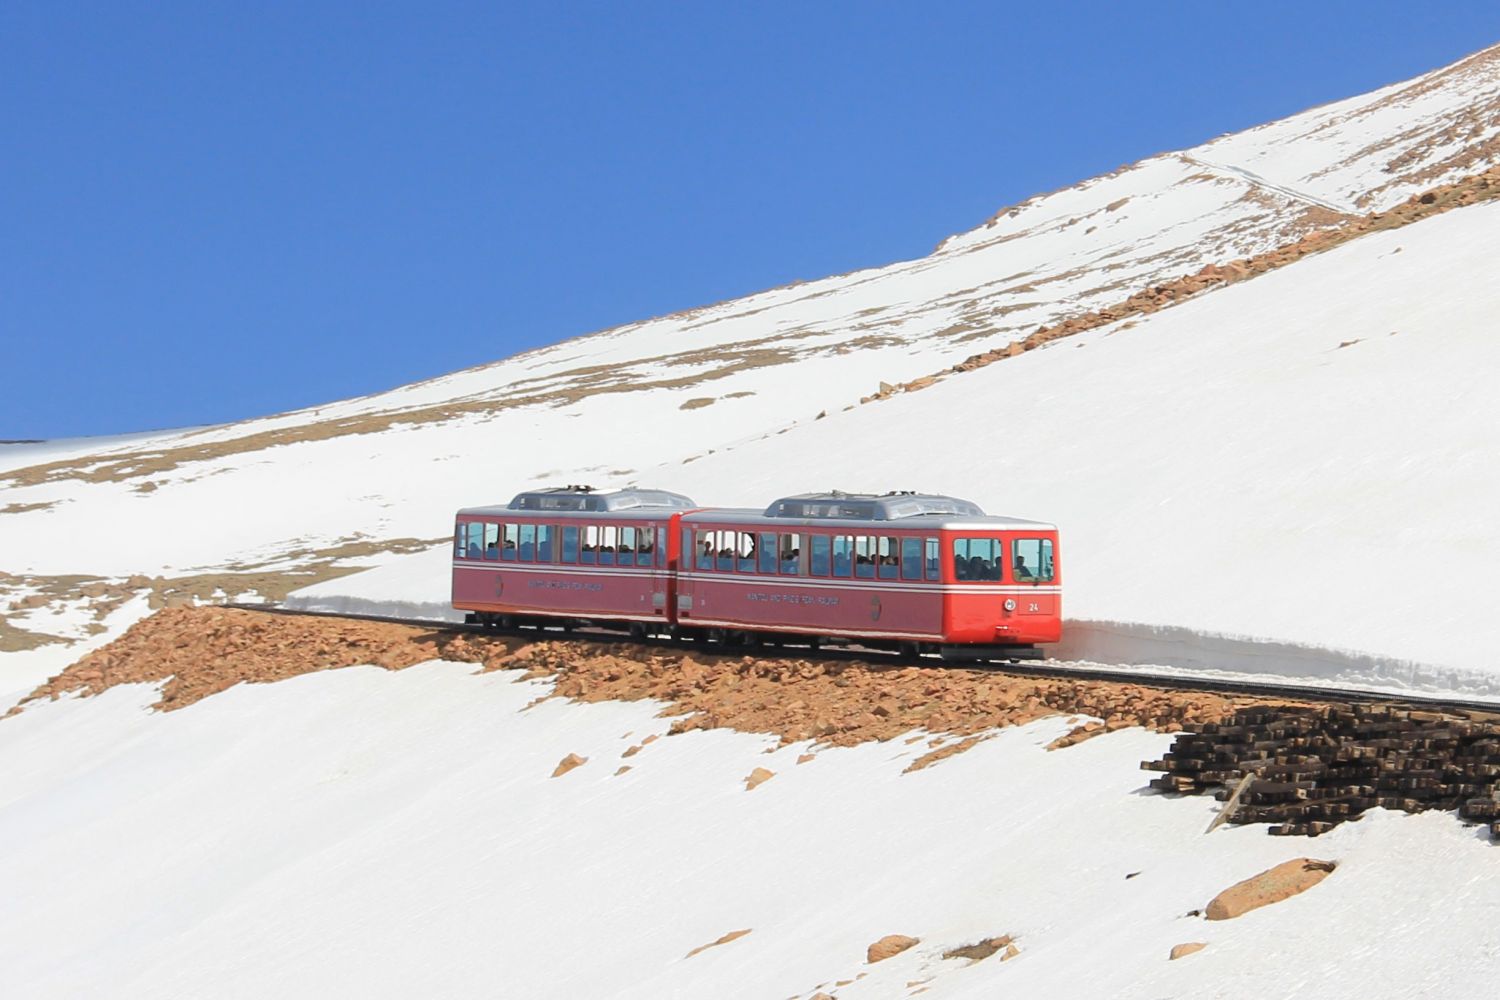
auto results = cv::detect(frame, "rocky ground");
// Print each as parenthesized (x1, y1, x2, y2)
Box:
(11, 607, 1285, 759)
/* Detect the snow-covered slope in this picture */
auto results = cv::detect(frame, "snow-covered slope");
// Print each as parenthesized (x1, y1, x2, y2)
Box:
(296, 198, 1500, 696)
(4, 663, 1497, 1000)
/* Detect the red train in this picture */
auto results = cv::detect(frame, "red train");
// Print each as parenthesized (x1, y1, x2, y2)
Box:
(452, 486, 1060, 661)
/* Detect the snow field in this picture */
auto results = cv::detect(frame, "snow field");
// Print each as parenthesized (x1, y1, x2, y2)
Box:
(1, 661, 1497, 999)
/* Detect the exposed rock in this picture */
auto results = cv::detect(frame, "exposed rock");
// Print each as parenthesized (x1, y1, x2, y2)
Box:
(797, 753, 816, 765)
(867, 934, 920, 963)
(1205, 858, 1336, 920)
(614, 765, 631, 776)
(1001, 942, 1020, 961)
(552, 753, 588, 778)
(1170, 942, 1207, 960)
(745, 767, 775, 791)
(683, 928, 751, 959)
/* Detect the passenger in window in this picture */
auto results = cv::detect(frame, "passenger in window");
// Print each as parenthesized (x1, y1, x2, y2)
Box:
(1014, 555, 1034, 580)
(485, 541, 499, 560)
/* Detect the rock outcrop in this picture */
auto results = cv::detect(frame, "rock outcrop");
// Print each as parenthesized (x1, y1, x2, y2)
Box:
(867, 934, 920, 963)
(551, 753, 587, 778)
(1205, 858, 1336, 920)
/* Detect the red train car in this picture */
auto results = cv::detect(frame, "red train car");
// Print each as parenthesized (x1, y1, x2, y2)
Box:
(452, 486, 694, 632)
(675, 492, 1059, 660)
(451, 487, 1061, 661)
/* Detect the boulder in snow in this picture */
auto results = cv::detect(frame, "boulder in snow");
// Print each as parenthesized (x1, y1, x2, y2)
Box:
(1206, 858, 1336, 920)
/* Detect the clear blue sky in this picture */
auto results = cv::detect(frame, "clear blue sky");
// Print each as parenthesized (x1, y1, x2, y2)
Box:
(4, 2, 1497, 439)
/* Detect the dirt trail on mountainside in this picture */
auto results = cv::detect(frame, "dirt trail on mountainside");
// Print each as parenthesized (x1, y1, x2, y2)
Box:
(9, 608, 1293, 751)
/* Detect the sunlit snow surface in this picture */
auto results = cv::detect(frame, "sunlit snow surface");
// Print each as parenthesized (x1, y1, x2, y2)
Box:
(2, 663, 1497, 1000)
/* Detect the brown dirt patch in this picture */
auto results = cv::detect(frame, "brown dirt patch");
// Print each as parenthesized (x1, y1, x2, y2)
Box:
(11, 610, 1288, 762)
(1, 501, 59, 515)
(942, 934, 1013, 963)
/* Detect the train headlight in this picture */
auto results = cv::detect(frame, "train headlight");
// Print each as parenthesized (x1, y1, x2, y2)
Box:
(1003, 599, 1017, 612)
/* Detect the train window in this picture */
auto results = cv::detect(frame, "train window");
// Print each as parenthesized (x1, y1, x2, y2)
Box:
(779, 533, 802, 575)
(757, 532, 777, 573)
(1013, 538, 1055, 582)
(710, 530, 731, 572)
(454, 523, 466, 558)
(581, 525, 600, 565)
(809, 534, 831, 576)
(925, 538, 940, 580)
(465, 522, 484, 559)
(854, 536, 875, 579)
(877, 537, 899, 580)
(536, 524, 554, 562)
(735, 532, 755, 573)
(695, 530, 714, 570)
(901, 538, 922, 580)
(500, 524, 518, 561)
(953, 537, 1003, 582)
(598, 526, 617, 565)
(657, 527, 668, 568)
(562, 526, 580, 563)
(619, 526, 637, 566)
(481, 523, 499, 560)
(518, 524, 536, 562)
(832, 536, 853, 577)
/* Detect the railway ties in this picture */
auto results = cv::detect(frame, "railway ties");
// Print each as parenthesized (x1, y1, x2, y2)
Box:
(1145, 703, 1500, 840)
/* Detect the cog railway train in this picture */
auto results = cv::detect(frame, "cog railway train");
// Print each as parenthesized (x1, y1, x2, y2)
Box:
(452, 486, 1061, 661)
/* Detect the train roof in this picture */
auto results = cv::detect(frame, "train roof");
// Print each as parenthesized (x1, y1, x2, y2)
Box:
(680, 510, 1056, 532)
(457, 485, 696, 518)
(683, 491, 1055, 532)
(764, 491, 985, 520)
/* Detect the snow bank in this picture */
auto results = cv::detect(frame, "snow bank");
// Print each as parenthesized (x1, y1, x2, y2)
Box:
(285, 545, 463, 623)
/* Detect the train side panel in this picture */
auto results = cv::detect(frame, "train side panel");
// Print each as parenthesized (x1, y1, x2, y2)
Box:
(452, 515, 674, 624)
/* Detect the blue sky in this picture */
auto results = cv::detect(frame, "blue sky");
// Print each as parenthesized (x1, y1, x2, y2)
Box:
(3, 2, 1497, 439)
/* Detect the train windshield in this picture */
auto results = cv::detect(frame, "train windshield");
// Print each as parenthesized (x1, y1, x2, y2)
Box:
(953, 537, 1003, 582)
(1012, 538, 1055, 582)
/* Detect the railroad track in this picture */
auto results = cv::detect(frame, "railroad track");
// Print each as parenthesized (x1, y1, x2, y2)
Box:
(224, 603, 1500, 717)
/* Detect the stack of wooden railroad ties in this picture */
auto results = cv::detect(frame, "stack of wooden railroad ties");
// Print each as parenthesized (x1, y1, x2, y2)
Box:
(1142, 704, 1500, 838)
